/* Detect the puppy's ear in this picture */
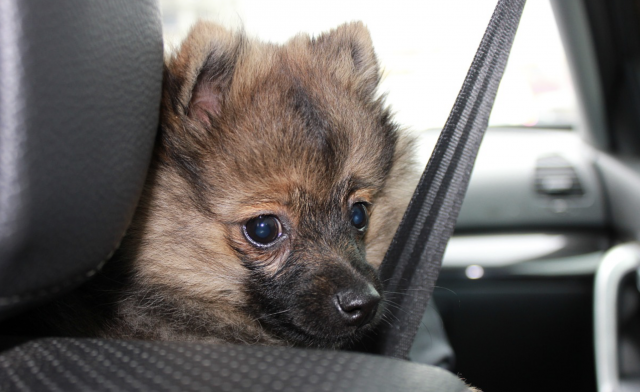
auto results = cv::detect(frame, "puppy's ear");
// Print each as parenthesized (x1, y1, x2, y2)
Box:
(164, 22, 243, 124)
(310, 22, 380, 98)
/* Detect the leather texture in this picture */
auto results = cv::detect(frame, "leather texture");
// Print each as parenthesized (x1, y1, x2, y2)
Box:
(0, 0, 163, 318)
(0, 338, 473, 392)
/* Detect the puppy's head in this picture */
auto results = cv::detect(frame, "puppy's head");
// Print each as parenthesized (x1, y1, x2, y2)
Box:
(132, 22, 415, 348)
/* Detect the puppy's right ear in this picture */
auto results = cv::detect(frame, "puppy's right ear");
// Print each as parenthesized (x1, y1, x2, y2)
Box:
(164, 22, 243, 125)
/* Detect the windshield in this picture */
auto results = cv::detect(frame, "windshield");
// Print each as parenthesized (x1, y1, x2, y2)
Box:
(161, 0, 577, 130)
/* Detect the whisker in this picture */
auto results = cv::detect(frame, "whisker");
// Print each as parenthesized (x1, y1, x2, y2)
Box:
(251, 308, 290, 322)
(381, 299, 432, 331)
(433, 285, 458, 296)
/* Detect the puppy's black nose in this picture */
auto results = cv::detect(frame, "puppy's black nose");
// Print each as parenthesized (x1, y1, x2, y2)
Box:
(335, 285, 381, 327)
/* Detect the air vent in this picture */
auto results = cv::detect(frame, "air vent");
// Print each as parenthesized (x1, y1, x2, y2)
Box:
(535, 155, 584, 196)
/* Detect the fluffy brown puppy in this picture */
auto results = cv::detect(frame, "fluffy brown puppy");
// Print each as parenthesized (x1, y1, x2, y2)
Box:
(43, 21, 417, 349)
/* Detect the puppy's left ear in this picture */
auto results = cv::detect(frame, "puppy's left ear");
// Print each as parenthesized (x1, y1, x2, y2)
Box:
(310, 22, 380, 98)
(164, 21, 243, 125)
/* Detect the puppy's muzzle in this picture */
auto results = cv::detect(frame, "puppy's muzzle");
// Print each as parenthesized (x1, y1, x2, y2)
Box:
(334, 283, 381, 327)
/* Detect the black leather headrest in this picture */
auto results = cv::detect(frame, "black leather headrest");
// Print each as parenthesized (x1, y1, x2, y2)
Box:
(0, 0, 163, 319)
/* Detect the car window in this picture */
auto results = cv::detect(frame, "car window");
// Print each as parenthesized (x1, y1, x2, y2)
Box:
(160, 0, 578, 131)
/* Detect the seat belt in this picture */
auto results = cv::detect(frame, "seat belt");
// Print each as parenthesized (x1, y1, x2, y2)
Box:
(368, 0, 527, 359)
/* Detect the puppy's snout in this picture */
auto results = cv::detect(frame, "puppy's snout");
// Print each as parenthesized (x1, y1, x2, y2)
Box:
(334, 284, 381, 327)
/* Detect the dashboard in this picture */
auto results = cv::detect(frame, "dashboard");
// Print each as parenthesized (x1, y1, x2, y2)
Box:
(415, 127, 606, 392)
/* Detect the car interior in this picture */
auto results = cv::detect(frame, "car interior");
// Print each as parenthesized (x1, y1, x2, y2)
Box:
(1, 0, 640, 391)
(430, 1, 640, 391)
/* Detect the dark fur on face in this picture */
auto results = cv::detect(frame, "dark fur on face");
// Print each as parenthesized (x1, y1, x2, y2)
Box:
(34, 22, 417, 349)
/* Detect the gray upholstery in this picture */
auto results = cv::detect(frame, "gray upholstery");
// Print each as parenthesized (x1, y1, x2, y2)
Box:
(0, 0, 163, 318)
(0, 338, 473, 392)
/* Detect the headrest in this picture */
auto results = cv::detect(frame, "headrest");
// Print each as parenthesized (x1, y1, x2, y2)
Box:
(0, 0, 163, 319)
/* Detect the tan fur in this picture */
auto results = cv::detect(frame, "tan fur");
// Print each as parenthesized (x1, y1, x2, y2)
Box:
(365, 134, 416, 268)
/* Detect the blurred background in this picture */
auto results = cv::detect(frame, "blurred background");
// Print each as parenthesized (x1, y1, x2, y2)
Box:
(159, 0, 577, 132)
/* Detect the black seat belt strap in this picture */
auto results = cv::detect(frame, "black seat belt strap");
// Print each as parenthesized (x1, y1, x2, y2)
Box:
(372, 0, 526, 359)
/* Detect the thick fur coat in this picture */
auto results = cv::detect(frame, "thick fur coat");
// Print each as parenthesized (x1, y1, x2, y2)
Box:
(39, 21, 417, 349)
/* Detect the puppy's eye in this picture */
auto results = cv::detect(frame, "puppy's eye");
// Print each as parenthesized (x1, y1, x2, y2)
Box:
(244, 215, 282, 245)
(350, 203, 368, 231)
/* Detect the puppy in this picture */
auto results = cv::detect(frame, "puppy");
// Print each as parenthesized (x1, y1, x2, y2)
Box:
(41, 21, 417, 349)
